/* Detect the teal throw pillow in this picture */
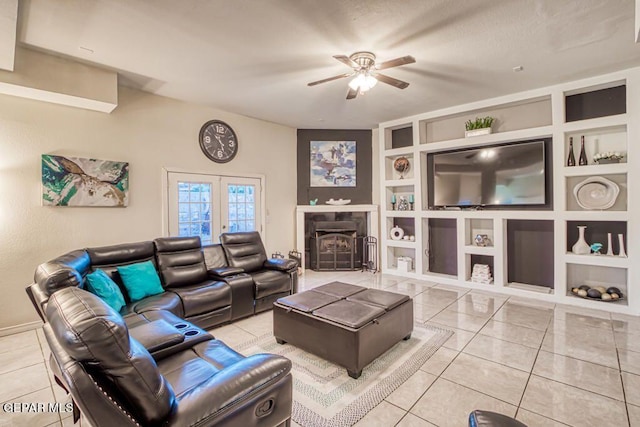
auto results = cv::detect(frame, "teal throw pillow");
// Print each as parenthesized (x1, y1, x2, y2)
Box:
(117, 261, 164, 302)
(85, 269, 126, 312)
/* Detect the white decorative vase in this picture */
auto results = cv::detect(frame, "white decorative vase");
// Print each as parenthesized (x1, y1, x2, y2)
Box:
(390, 226, 404, 241)
(572, 226, 590, 255)
(606, 233, 614, 256)
(618, 234, 627, 257)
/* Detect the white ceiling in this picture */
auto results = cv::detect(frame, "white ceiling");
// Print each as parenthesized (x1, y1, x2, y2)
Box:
(16, 0, 640, 129)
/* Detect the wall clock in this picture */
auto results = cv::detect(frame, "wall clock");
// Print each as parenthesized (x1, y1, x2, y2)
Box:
(199, 120, 238, 163)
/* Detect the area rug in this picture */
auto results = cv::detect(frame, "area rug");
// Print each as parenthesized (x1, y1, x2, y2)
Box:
(235, 323, 453, 427)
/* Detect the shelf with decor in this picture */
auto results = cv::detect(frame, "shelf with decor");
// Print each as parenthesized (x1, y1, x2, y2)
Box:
(566, 263, 628, 306)
(384, 185, 415, 212)
(378, 68, 638, 313)
(563, 123, 627, 172)
(385, 246, 416, 274)
(565, 173, 627, 212)
(464, 253, 495, 286)
(384, 153, 414, 181)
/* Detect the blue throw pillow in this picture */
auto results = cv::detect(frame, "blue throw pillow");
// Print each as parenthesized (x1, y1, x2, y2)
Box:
(117, 261, 164, 302)
(85, 269, 126, 312)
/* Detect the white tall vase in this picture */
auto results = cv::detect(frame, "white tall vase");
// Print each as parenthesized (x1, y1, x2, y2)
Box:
(572, 226, 590, 255)
(618, 234, 627, 257)
(606, 233, 614, 256)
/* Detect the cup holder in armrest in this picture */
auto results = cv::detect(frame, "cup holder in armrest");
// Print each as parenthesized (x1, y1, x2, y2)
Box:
(184, 330, 199, 336)
(174, 323, 189, 329)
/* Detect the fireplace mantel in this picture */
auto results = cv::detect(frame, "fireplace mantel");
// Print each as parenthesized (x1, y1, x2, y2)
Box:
(295, 204, 379, 272)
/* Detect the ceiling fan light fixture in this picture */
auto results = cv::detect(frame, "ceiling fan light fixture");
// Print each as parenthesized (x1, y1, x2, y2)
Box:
(348, 71, 377, 92)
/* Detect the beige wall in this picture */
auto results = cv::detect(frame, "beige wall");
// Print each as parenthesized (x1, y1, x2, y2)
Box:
(0, 87, 297, 331)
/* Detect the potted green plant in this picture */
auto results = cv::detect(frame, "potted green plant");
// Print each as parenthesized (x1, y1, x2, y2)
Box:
(465, 116, 495, 138)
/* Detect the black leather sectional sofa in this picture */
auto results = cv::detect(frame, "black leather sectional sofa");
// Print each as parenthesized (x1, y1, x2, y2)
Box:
(29, 231, 298, 329)
(26, 231, 298, 427)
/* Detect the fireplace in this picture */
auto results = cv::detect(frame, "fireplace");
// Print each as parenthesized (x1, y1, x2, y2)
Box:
(295, 205, 379, 273)
(310, 221, 360, 271)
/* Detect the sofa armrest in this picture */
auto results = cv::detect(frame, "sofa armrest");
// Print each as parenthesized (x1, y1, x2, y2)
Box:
(129, 319, 185, 353)
(168, 353, 292, 426)
(263, 258, 297, 272)
(208, 266, 245, 279)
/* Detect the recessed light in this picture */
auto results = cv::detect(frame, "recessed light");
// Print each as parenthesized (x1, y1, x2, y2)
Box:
(513, 65, 524, 72)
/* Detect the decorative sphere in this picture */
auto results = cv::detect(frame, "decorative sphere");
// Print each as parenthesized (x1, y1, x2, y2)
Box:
(578, 285, 590, 291)
(611, 293, 620, 300)
(607, 287, 621, 295)
(594, 286, 607, 293)
(393, 157, 410, 174)
(577, 289, 588, 297)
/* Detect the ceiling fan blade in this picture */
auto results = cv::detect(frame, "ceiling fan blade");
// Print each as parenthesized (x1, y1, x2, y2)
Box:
(307, 72, 354, 86)
(346, 87, 358, 100)
(374, 73, 410, 89)
(333, 55, 360, 69)
(375, 55, 416, 70)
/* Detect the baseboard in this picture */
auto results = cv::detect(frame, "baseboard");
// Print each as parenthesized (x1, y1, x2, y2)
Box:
(0, 320, 42, 337)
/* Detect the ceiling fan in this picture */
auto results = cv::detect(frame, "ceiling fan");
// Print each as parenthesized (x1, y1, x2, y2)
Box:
(308, 51, 415, 99)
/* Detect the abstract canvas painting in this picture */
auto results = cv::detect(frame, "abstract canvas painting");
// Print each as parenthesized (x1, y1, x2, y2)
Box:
(310, 141, 356, 187)
(42, 155, 129, 207)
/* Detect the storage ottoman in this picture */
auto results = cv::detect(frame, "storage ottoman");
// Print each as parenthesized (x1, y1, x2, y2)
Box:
(273, 282, 413, 378)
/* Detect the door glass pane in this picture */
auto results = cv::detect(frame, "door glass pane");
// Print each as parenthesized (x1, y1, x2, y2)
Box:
(177, 181, 214, 244)
(225, 184, 257, 234)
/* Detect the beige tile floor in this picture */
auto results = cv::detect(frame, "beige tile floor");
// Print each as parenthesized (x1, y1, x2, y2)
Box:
(2, 270, 640, 426)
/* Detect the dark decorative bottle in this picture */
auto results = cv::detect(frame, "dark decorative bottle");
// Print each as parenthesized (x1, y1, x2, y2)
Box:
(578, 135, 588, 166)
(567, 137, 576, 166)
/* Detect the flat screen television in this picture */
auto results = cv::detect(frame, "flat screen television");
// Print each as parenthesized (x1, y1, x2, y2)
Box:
(427, 138, 552, 209)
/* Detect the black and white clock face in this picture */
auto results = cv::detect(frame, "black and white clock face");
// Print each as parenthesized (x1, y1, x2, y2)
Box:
(199, 120, 238, 163)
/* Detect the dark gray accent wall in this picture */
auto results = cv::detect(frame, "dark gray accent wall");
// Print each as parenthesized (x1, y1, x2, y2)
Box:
(428, 218, 457, 276)
(565, 85, 626, 122)
(507, 220, 554, 288)
(297, 129, 372, 205)
(391, 127, 412, 149)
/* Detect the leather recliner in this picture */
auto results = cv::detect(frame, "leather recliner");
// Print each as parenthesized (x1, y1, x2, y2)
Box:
(154, 237, 232, 329)
(44, 286, 293, 427)
(219, 232, 298, 313)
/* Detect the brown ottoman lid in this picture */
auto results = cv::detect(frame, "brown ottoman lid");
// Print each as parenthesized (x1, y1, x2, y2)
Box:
(276, 290, 338, 313)
(312, 300, 385, 329)
(346, 289, 410, 311)
(312, 282, 366, 298)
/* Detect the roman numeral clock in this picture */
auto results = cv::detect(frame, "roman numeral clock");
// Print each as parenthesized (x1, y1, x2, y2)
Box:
(199, 120, 238, 163)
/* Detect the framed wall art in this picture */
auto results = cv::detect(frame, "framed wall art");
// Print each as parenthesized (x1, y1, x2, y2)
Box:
(309, 140, 356, 187)
(42, 155, 129, 207)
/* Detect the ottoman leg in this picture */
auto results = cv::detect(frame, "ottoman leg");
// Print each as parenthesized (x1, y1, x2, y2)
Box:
(348, 369, 362, 379)
(403, 333, 412, 340)
(276, 338, 287, 345)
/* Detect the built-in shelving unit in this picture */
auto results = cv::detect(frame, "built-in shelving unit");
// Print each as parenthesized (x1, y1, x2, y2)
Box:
(379, 69, 639, 314)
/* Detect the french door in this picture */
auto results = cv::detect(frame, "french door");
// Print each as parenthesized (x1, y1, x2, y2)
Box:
(167, 172, 262, 244)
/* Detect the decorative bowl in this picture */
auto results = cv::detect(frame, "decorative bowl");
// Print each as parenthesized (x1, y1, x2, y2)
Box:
(326, 198, 351, 205)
